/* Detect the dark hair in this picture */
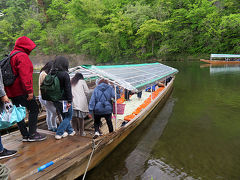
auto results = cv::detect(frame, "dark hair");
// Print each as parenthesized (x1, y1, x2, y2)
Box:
(40, 60, 54, 74)
(71, 73, 84, 86)
(53, 56, 69, 71)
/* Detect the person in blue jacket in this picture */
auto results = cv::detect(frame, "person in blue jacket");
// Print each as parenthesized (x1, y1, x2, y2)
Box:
(89, 79, 120, 138)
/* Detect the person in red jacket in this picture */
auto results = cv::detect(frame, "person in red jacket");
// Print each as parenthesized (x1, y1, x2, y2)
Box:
(5, 36, 46, 142)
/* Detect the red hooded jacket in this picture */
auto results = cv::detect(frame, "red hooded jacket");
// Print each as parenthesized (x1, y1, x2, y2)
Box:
(5, 36, 36, 98)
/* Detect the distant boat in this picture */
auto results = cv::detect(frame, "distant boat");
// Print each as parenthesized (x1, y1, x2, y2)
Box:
(200, 54, 240, 64)
(1, 63, 178, 179)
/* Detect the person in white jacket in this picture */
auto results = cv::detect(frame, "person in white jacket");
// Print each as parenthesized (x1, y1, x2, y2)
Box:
(71, 73, 90, 136)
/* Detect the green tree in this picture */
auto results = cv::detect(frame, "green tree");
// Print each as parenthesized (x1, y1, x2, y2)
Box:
(124, 2, 154, 32)
(0, 0, 239, 60)
(0, 0, 41, 52)
(99, 12, 134, 62)
(21, 19, 42, 41)
(46, 0, 69, 27)
(135, 19, 170, 58)
(218, 14, 240, 53)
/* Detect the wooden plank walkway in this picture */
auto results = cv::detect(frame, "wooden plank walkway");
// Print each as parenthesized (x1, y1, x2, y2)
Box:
(0, 129, 93, 179)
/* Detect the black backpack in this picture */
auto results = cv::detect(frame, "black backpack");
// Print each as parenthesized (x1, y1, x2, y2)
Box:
(0, 51, 22, 86)
(40, 72, 63, 102)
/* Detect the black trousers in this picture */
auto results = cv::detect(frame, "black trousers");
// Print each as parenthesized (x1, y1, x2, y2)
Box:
(94, 114, 113, 133)
(137, 91, 142, 98)
(11, 95, 39, 137)
(124, 90, 131, 100)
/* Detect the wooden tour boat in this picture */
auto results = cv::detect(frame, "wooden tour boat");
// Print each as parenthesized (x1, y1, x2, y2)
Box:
(200, 54, 240, 64)
(0, 63, 178, 180)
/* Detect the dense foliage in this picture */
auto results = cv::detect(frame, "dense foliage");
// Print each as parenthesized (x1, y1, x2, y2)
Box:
(0, 0, 239, 62)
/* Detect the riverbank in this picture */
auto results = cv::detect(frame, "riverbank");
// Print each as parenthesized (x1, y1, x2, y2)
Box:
(29, 53, 95, 69)
(29, 53, 208, 69)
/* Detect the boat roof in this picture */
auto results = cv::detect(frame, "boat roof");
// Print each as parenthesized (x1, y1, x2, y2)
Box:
(211, 54, 240, 58)
(69, 66, 98, 79)
(81, 63, 178, 91)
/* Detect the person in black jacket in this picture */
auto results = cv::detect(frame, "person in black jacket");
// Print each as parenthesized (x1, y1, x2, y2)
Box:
(52, 56, 75, 140)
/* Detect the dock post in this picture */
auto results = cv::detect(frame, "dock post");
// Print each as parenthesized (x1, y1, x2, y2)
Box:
(114, 85, 117, 131)
(151, 86, 152, 101)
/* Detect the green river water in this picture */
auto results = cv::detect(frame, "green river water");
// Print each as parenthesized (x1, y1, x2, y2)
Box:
(33, 61, 240, 180)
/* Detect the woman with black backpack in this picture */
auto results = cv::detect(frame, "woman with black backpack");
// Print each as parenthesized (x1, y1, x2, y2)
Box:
(51, 56, 75, 140)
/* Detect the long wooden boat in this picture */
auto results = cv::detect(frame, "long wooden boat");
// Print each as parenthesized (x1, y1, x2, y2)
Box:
(200, 54, 240, 64)
(200, 59, 240, 64)
(0, 63, 178, 179)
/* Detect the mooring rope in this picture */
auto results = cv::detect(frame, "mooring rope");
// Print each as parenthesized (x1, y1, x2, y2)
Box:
(0, 164, 10, 180)
(82, 139, 103, 180)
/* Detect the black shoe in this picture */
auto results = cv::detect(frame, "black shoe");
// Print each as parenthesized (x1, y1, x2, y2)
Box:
(84, 115, 90, 120)
(93, 131, 100, 139)
(121, 121, 128, 127)
(22, 136, 29, 142)
(28, 133, 47, 142)
(0, 148, 17, 159)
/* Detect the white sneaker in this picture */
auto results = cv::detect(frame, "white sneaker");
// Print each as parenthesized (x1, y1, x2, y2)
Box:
(81, 131, 86, 136)
(55, 135, 62, 140)
(69, 131, 76, 136)
(62, 132, 68, 138)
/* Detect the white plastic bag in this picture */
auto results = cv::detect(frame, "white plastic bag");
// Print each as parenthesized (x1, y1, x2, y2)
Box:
(0, 103, 26, 130)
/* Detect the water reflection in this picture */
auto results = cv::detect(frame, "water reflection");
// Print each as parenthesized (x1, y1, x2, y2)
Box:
(121, 97, 178, 180)
(210, 65, 240, 75)
(200, 64, 240, 75)
(142, 159, 196, 180)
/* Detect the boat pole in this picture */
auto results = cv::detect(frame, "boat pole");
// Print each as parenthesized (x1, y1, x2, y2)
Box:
(151, 85, 152, 102)
(114, 85, 117, 131)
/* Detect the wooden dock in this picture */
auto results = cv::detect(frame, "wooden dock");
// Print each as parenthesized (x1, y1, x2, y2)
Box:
(1, 129, 92, 179)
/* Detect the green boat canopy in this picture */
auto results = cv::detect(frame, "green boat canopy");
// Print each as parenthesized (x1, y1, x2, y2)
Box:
(79, 63, 178, 91)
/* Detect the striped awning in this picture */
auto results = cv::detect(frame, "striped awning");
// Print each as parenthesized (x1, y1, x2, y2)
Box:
(81, 63, 178, 91)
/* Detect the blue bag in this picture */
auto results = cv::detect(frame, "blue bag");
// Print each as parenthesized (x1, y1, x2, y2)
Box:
(0, 103, 26, 130)
(145, 84, 156, 92)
